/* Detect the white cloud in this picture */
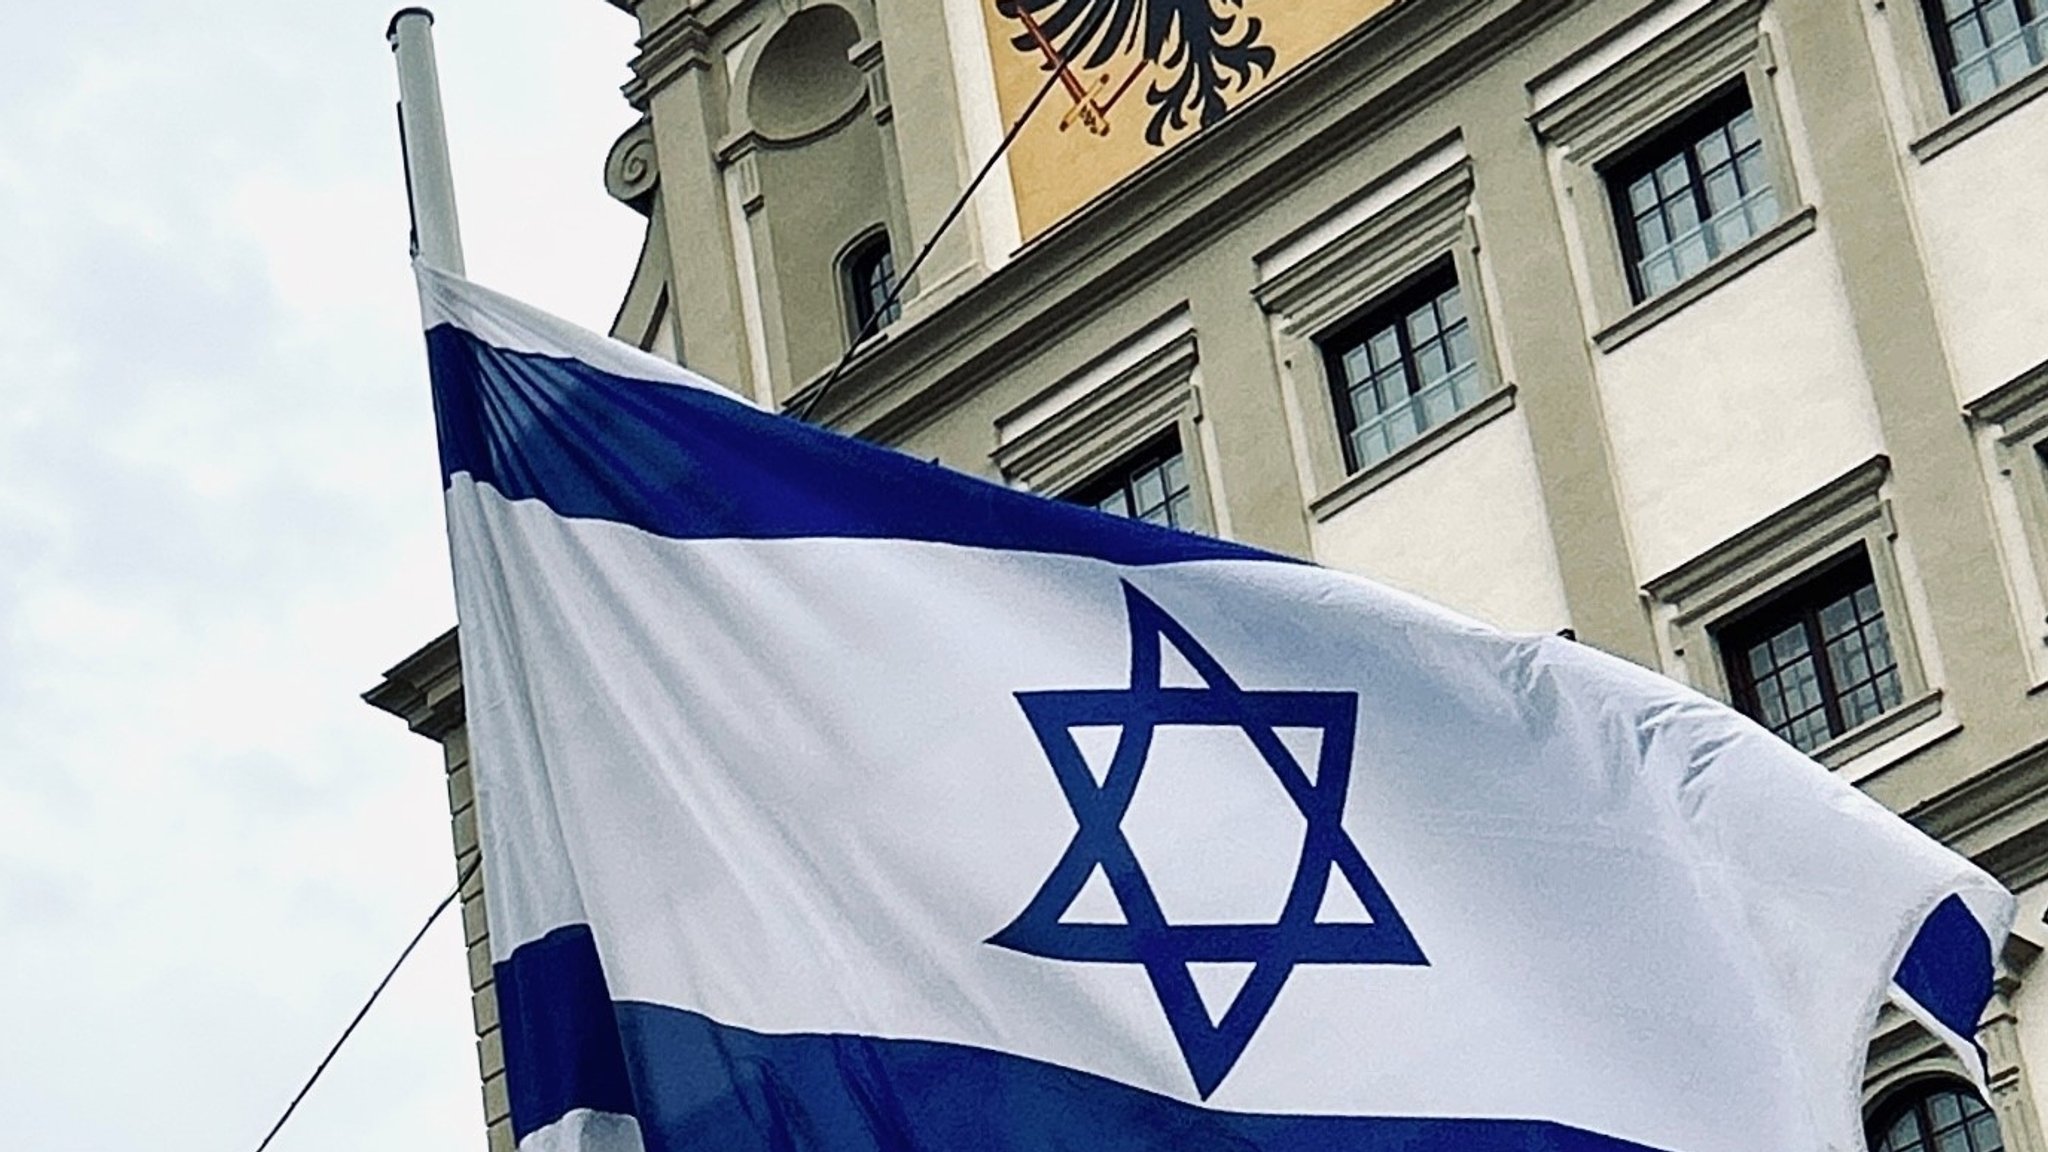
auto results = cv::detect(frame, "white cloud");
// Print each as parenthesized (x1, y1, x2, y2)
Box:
(0, 1, 642, 1148)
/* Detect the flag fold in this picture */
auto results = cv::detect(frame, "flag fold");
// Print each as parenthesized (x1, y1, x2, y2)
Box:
(417, 263, 2013, 1152)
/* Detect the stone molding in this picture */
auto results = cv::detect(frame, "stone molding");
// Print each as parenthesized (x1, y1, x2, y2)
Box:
(604, 118, 660, 215)
(785, 0, 1574, 442)
(623, 12, 715, 110)
(993, 309, 1203, 502)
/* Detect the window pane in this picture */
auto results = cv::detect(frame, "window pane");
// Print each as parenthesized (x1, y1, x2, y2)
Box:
(1704, 166, 1743, 213)
(1437, 285, 1467, 326)
(1819, 595, 1858, 640)
(1132, 466, 1165, 514)
(1696, 128, 1732, 170)
(1636, 209, 1671, 251)
(1416, 341, 1450, 384)
(1955, 14, 1992, 55)
(1728, 107, 1760, 150)
(1351, 380, 1388, 421)
(1673, 230, 1713, 278)
(1163, 452, 1187, 495)
(1341, 345, 1372, 387)
(1788, 707, 1833, 753)
(1407, 302, 1439, 342)
(1368, 328, 1402, 371)
(1378, 360, 1414, 401)
(1984, 0, 2023, 39)
(1654, 155, 1692, 199)
(1736, 147, 1771, 196)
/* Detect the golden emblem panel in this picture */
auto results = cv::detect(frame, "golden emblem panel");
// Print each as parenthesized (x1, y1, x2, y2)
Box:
(983, 1, 1403, 238)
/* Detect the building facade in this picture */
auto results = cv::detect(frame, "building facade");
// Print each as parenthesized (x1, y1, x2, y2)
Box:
(367, 0, 2048, 1147)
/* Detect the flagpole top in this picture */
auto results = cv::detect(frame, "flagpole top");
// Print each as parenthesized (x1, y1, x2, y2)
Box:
(387, 7, 435, 45)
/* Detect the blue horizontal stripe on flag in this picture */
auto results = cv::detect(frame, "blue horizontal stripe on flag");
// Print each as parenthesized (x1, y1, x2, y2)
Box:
(426, 325, 1283, 567)
(1893, 894, 1995, 1046)
(493, 924, 1670, 1152)
(493, 925, 637, 1140)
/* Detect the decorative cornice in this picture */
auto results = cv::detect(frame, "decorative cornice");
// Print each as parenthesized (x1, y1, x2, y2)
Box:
(623, 12, 714, 110)
(604, 118, 660, 216)
(1253, 154, 1473, 332)
(1907, 734, 2048, 890)
(1528, 0, 1766, 155)
(1965, 358, 2048, 436)
(1644, 455, 1892, 612)
(786, 0, 1574, 444)
(362, 627, 465, 742)
(850, 38, 891, 126)
(993, 310, 1200, 494)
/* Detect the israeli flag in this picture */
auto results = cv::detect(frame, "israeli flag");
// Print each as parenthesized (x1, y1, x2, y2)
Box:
(418, 263, 2014, 1152)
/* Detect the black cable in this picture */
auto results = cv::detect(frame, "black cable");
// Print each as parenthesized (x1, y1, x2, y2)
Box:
(251, 855, 484, 1152)
(795, 63, 1067, 423)
(250, 45, 1068, 1152)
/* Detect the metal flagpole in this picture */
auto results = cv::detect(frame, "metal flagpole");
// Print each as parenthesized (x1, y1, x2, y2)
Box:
(388, 7, 466, 275)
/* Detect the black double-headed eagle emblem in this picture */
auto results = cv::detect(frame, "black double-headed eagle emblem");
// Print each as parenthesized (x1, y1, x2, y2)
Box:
(999, 0, 1276, 146)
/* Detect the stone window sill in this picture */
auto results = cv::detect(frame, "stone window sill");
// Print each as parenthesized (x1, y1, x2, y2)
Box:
(1309, 384, 1516, 522)
(1819, 688, 1952, 779)
(1912, 62, 2048, 163)
(1592, 205, 1819, 354)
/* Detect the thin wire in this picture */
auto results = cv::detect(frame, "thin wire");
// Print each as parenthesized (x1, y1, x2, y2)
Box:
(249, 46, 1067, 1152)
(251, 855, 484, 1152)
(795, 63, 1067, 423)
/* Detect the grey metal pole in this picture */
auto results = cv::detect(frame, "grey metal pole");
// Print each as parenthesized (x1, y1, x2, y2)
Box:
(388, 7, 466, 275)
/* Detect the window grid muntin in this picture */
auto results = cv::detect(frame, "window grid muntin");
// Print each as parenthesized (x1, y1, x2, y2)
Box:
(1608, 89, 1781, 302)
(1870, 1084, 2002, 1152)
(1071, 437, 1197, 532)
(1924, 0, 2048, 108)
(1721, 552, 1905, 755)
(1323, 267, 1484, 473)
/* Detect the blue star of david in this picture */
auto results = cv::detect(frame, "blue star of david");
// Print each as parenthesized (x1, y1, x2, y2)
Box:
(989, 581, 1427, 1098)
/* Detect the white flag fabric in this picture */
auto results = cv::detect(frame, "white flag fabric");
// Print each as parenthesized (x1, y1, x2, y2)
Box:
(417, 263, 2013, 1152)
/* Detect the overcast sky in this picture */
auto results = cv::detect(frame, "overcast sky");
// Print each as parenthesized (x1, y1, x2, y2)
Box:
(0, 2, 646, 1148)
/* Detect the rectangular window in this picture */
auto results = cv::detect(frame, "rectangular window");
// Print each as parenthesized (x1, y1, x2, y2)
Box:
(1717, 551, 1905, 754)
(1320, 264, 1484, 473)
(1606, 87, 1780, 302)
(1068, 435, 1198, 531)
(1923, 0, 2048, 108)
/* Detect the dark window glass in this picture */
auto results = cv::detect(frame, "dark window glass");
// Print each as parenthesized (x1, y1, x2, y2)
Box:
(1068, 436, 1198, 531)
(1320, 264, 1484, 472)
(1923, 0, 2047, 108)
(1606, 87, 1780, 301)
(845, 233, 900, 339)
(1718, 551, 1904, 754)
(1869, 1083, 2002, 1152)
